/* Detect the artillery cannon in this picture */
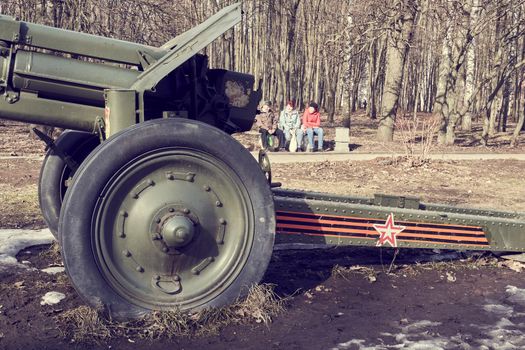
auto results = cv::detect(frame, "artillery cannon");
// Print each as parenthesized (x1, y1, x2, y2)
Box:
(1, 3, 525, 321)
(1, 4, 270, 320)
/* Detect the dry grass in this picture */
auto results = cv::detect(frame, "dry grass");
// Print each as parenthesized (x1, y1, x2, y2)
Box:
(39, 241, 62, 265)
(389, 252, 500, 277)
(418, 253, 498, 271)
(59, 306, 111, 343)
(53, 273, 71, 287)
(332, 264, 378, 283)
(56, 284, 287, 343)
(394, 114, 440, 167)
(331, 253, 502, 282)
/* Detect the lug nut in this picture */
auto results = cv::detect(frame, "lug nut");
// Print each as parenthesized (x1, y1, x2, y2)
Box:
(122, 250, 131, 257)
(183, 208, 190, 214)
(136, 266, 144, 273)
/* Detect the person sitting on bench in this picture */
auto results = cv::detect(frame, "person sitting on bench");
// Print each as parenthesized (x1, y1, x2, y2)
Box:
(301, 102, 324, 152)
(255, 100, 285, 151)
(279, 100, 303, 151)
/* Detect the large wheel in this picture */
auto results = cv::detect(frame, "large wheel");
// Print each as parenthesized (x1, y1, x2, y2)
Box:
(59, 118, 275, 320)
(38, 130, 99, 237)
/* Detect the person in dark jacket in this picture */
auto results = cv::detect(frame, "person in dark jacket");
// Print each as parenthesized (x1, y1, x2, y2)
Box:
(255, 101, 285, 150)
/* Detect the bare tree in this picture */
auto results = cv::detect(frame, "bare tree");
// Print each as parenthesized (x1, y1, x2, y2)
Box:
(0, 0, 524, 145)
(377, 0, 419, 142)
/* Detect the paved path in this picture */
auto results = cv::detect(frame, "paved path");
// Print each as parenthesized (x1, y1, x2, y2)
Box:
(0, 155, 44, 161)
(3, 152, 525, 164)
(253, 151, 525, 164)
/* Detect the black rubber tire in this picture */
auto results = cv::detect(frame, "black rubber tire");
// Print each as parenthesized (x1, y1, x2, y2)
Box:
(258, 150, 272, 184)
(59, 118, 275, 320)
(38, 130, 99, 238)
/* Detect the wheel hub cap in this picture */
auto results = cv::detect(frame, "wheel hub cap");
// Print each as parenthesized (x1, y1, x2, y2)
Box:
(161, 215, 195, 248)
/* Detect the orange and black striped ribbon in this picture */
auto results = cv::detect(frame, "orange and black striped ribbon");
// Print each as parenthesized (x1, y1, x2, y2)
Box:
(276, 211, 489, 248)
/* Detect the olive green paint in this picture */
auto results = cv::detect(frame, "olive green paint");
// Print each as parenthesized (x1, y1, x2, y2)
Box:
(0, 3, 243, 133)
(274, 189, 525, 252)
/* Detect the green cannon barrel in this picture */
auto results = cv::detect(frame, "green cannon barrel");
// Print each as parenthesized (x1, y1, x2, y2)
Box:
(12, 50, 140, 105)
(0, 14, 166, 131)
(0, 15, 164, 65)
(0, 3, 258, 134)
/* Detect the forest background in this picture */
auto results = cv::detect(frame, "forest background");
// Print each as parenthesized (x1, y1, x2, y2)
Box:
(0, 0, 524, 145)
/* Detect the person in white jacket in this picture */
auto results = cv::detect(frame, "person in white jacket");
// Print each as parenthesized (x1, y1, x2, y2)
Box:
(279, 101, 303, 151)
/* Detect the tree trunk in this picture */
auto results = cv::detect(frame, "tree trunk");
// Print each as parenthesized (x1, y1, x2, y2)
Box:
(434, 25, 453, 144)
(510, 84, 525, 147)
(377, 44, 404, 141)
(461, 0, 479, 131)
(434, 0, 474, 145)
(377, 0, 417, 142)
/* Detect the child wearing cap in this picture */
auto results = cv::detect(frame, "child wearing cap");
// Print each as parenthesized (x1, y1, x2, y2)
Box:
(302, 102, 324, 152)
(255, 101, 285, 151)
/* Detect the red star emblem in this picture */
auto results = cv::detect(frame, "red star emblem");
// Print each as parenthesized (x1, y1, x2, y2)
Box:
(373, 213, 406, 247)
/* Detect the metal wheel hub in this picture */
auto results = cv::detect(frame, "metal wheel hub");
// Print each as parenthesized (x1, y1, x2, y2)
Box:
(161, 215, 195, 248)
(150, 205, 200, 255)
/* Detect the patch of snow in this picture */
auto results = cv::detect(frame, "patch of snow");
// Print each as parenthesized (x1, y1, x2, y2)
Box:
(334, 320, 463, 350)
(384, 320, 454, 350)
(400, 320, 441, 333)
(41, 266, 65, 275)
(330, 339, 380, 350)
(476, 318, 525, 350)
(394, 339, 449, 350)
(0, 229, 54, 270)
(483, 303, 514, 317)
(40, 291, 66, 306)
(0, 255, 18, 266)
(333, 287, 525, 350)
(505, 285, 525, 307)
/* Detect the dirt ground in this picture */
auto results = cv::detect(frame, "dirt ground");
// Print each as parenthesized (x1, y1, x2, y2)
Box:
(1, 118, 525, 349)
